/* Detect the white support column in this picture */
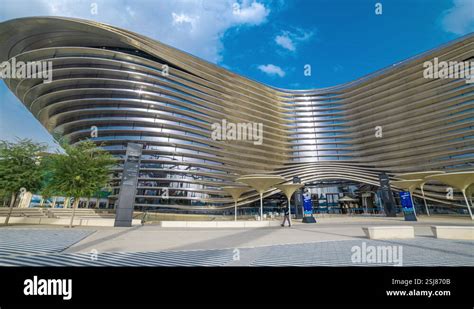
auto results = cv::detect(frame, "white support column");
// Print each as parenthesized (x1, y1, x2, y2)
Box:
(287, 197, 292, 226)
(409, 192, 417, 218)
(462, 190, 474, 220)
(420, 185, 430, 216)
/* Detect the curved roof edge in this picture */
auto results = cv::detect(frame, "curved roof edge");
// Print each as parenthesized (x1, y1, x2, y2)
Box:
(0, 16, 473, 94)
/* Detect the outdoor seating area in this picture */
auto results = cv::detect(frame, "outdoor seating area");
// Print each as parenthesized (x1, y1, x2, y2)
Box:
(0, 208, 47, 218)
(46, 208, 115, 219)
(0, 207, 138, 227)
(0, 207, 115, 219)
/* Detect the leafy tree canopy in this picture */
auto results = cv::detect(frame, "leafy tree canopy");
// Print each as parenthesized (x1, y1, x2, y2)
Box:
(0, 139, 47, 195)
(42, 140, 116, 199)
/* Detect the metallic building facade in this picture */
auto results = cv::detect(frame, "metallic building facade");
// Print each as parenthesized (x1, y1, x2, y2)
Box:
(1, 17, 473, 211)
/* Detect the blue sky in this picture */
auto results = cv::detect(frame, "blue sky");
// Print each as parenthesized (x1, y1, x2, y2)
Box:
(0, 0, 473, 149)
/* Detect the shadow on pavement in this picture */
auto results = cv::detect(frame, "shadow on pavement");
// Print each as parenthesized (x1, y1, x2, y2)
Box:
(65, 225, 143, 253)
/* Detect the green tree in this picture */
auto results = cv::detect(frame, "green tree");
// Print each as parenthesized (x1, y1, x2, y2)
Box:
(0, 188, 12, 207)
(42, 140, 115, 228)
(0, 139, 47, 225)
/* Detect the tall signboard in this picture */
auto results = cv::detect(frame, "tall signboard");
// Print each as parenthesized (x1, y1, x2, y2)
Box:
(293, 176, 303, 219)
(114, 143, 142, 227)
(303, 190, 313, 216)
(302, 188, 316, 223)
(378, 172, 397, 217)
(399, 191, 417, 221)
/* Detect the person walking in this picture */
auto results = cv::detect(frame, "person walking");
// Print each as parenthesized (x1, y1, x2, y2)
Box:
(281, 203, 291, 227)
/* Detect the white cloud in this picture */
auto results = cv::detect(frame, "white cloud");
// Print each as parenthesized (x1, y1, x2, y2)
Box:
(275, 33, 295, 51)
(172, 12, 200, 32)
(275, 28, 314, 52)
(232, 1, 269, 25)
(258, 64, 285, 77)
(0, 0, 271, 63)
(125, 6, 136, 18)
(441, 0, 474, 35)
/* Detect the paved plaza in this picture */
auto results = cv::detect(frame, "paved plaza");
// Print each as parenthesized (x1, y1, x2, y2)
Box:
(0, 216, 472, 266)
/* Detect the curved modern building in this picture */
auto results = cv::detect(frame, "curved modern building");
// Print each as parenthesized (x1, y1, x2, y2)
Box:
(1, 17, 473, 212)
